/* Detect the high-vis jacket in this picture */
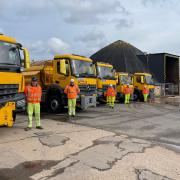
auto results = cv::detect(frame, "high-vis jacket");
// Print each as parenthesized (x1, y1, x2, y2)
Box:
(64, 84, 80, 99)
(106, 87, 116, 97)
(24, 85, 42, 103)
(124, 87, 131, 94)
(143, 87, 149, 94)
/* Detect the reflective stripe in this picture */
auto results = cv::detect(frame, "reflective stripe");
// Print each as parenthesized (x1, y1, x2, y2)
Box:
(25, 85, 42, 103)
(64, 85, 80, 99)
(106, 87, 116, 97)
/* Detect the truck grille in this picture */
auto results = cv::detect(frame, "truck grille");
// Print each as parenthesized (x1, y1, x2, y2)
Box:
(0, 84, 19, 98)
(79, 84, 97, 95)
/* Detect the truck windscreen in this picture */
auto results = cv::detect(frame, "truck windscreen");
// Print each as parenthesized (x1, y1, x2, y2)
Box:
(145, 76, 154, 85)
(0, 41, 21, 66)
(71, 59, 95, 77)
(120, 75, 131, 84)
(97, 66, 115, 80)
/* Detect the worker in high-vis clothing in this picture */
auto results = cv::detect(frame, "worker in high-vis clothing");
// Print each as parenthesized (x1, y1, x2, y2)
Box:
(143, 85, 149, 102)
(24, 76, 43, 131)
(106, 84, 116, 108)
(64, 79, 80, 117)
(124, 84, 131, 104)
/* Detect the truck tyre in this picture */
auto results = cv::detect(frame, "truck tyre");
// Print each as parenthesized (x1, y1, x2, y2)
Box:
(139, 92, 144, 102)
(48, 95, 64, 113)
(133, 90, 140, 101)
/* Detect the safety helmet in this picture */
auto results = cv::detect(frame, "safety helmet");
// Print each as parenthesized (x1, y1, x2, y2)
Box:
(109, 84, 113, 87)
(127, 84, 129, 86)
(70, 79, 75, 83)
(32, 76, 38, 82)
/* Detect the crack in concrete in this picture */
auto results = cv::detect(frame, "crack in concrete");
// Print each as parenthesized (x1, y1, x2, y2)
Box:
(135, 168, 174, 180)
(0, 129, 99, 145)
(66, 135, 153, 171)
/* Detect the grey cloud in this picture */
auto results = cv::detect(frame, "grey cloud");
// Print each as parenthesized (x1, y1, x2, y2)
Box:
(0, 0, 131, 27)
(60, 0, 130, 24)
(74, 30, 108, 56)
(115, 18, 133, 29)
(0, 0, 54, 21)
(76, 30, 106, 43)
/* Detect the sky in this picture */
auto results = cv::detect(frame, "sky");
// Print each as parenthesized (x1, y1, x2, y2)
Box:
(0, 0, 180, 60)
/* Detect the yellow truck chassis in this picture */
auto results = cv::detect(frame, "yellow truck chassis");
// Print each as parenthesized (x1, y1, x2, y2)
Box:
(0, 102, 15, 127)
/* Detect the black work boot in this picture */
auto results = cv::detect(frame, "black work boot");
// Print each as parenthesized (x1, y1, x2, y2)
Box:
(36, 126, 43, 129)
(24, 127, 32, 131)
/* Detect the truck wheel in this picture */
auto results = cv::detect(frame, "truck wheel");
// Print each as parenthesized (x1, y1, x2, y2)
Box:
(133, 91, 140, 101)
(48, 95, 64, 113)
(139, 93, 144, 102)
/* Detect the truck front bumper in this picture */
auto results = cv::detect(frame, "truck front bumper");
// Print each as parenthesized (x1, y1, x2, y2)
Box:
(80, 95, 97, 110)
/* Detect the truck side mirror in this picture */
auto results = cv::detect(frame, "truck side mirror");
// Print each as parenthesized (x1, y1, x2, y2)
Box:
(22, 48, 30, 68)
(131, 77, 134, 84)
(141, 76, 144, 84)
(60, 60, 67, 75)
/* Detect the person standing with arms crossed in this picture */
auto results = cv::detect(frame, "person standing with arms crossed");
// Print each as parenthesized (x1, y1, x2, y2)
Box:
(24, 76, 43, 131)
(64, 79, 80, 117)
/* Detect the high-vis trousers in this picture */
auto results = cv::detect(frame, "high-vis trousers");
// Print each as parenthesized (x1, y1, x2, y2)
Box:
(68, 99, 76, 116)
(27, 103, 41, 128)
(143, 94, 148, 102)
(125, 94, 130, 104)
(107, 96, 115, 108)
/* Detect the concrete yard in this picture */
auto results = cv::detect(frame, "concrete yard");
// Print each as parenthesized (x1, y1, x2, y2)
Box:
(0, 97, 180, 180)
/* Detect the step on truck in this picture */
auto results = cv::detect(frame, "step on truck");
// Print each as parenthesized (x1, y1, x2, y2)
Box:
(23, 54, 97, 113)
(133, 72, 155, 101)
(0, 33, 30, 127)
(116, 72, 134, 103)
(95, 62, 117, 103)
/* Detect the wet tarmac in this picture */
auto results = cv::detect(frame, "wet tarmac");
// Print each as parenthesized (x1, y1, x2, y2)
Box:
(40, 97, 180, 150)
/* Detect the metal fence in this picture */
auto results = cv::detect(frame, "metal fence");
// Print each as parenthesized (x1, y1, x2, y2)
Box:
(154, 83, 179, 96)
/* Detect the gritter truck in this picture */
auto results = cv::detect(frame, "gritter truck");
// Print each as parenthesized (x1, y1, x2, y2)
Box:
(0, 33, 30, 127)
(23, 54, 97, 113)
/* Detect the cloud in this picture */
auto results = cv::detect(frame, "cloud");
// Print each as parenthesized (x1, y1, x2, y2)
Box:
(47, 37, 70, 54)
(0, 0, 131, 25)
(27, 37, 70, 59)
(115, 18, 133, 29)
(74, 30, 108, 56)
(59, 0, 130, 25)
(0, 0, 53, 21)
(76, 31, 105, 44)
(141, 0, 173, 6)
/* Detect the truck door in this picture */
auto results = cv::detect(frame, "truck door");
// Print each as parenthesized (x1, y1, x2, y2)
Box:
(53, 59, 71, 89)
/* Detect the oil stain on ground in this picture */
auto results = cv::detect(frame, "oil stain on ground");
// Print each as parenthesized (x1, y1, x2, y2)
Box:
(0, 160, 60, 180)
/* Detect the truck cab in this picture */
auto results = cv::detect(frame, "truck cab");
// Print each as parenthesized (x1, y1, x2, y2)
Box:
(116, 72, 133, 102)
(95, 62, 116, 102)
(23, 54, 97, 113)
(0, 34, 29, 127)
(133, 72, 155, 101)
